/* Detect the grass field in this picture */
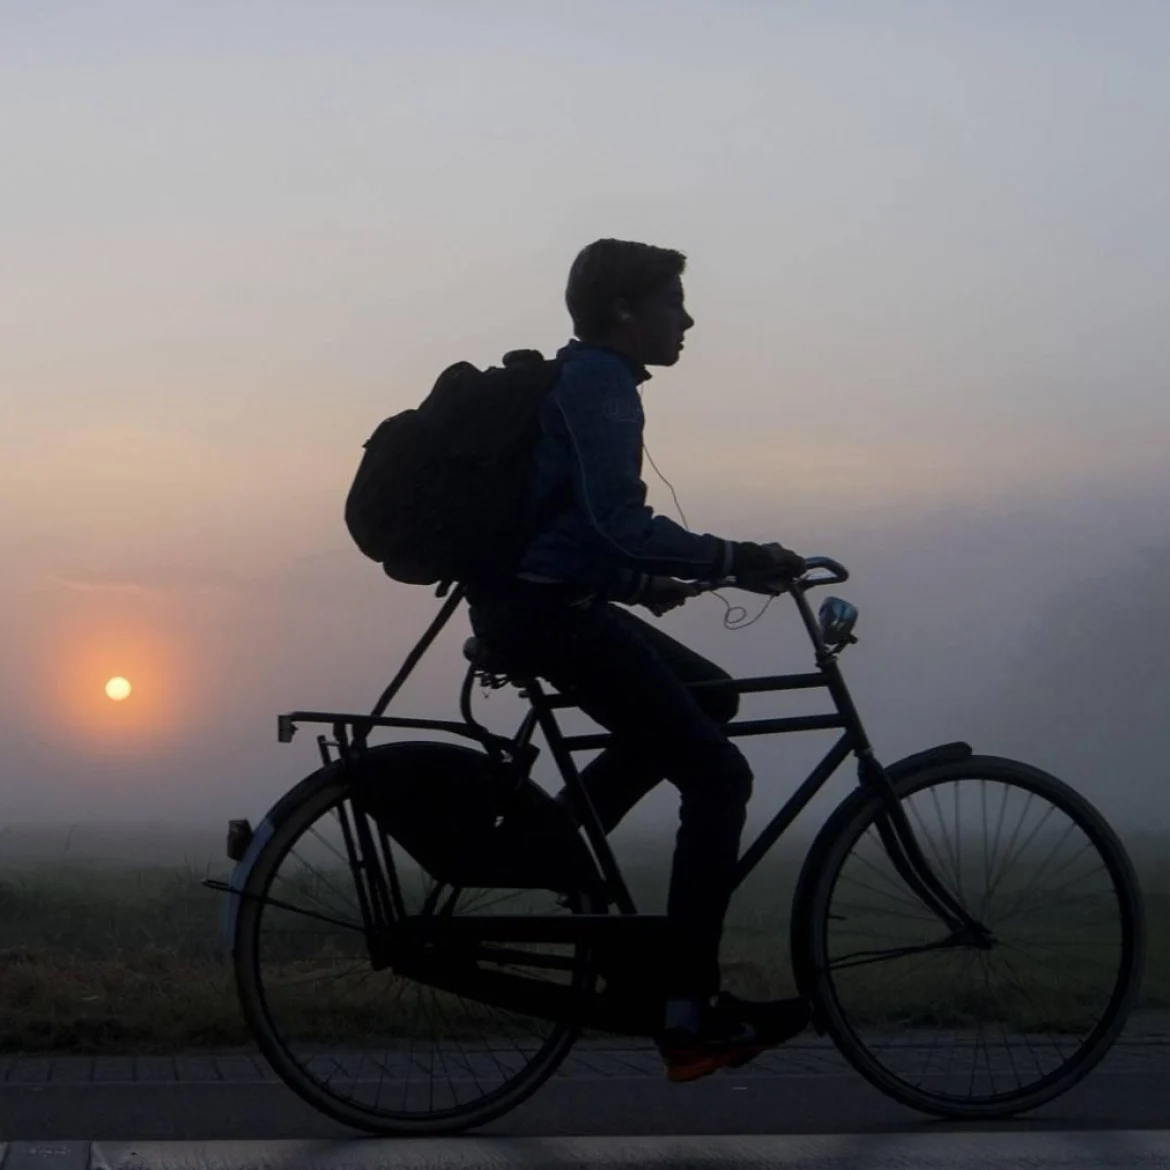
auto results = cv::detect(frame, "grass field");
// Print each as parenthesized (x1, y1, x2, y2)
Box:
(0, 825, 1165, 1053)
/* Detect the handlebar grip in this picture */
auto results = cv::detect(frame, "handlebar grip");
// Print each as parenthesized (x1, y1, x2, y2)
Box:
(801, 556, 849, 584)
(692, 555, 849, 595)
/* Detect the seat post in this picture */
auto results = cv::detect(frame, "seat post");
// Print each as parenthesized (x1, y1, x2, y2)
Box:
(523, 677, 638, 915)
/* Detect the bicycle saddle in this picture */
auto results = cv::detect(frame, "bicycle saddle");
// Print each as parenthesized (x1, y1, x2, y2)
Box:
(462, 635, 519, 676)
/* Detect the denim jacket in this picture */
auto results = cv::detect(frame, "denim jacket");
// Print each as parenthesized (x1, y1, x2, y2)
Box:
(516, 341, 734, 601)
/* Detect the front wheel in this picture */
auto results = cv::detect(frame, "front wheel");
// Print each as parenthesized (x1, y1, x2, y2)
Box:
(800, 755, 1145, 1119)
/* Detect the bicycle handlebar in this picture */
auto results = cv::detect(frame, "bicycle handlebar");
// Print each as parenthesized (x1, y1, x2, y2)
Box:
(801, 555, 850, 585)
(694, 554, 849, 596)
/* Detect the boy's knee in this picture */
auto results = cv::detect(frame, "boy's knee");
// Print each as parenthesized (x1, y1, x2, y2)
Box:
(721, 746, 753, 805)
(676, 744, 752, 827)
(698, 670, 740, 726)
(695, 741, 753, 806)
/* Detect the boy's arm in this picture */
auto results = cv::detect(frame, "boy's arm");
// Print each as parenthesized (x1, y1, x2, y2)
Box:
(554, 357, 732, 581)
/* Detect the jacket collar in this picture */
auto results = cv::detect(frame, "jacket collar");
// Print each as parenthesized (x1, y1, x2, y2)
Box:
(558, 339, 652, 384)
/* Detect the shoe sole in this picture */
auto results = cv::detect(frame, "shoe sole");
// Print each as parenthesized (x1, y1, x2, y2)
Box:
(663, 1044, 771, 1083)
(663, 1016, 811, 1082)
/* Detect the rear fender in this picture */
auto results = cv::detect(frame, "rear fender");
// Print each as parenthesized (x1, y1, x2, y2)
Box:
(217, 740, 604, 953)
(218, 759, 348, 954)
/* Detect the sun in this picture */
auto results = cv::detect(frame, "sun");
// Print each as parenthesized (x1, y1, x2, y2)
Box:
(105, 676, 133, 702)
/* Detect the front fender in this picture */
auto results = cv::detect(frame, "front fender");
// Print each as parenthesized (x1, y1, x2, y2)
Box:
(788, 741, 972, 1026)
(879, 741, 972, 785)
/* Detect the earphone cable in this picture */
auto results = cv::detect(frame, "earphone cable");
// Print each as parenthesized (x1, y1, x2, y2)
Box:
(639, 398, 772, 630)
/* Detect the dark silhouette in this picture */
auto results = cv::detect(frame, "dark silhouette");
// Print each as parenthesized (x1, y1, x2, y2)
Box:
(466, 239, 808, 1079)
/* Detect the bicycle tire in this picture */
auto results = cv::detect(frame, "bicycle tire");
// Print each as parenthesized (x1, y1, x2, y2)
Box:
(796, 754, 1145, 1119)
(233, 766, 600, 1135)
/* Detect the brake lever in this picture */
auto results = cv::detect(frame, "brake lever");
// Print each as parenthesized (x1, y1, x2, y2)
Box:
(699, 575, 797, 597)
(735, 576, 795, 597)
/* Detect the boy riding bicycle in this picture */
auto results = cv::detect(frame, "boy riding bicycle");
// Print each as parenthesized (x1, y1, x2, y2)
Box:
(465, 239, 810, 1082)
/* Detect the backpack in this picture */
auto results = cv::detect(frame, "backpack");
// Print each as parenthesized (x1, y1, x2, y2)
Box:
(345, 349, 566, 591)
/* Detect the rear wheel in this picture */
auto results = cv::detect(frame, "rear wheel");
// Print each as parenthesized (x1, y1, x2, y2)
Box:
(233, 770, 599, 1135)
(802, 756, 1144, 1119)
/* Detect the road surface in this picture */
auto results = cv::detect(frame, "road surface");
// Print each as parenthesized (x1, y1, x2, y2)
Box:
(0, 1032, 1167, 1142)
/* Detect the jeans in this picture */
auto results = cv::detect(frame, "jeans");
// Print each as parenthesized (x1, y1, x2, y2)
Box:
(467, 579, 751, 1000)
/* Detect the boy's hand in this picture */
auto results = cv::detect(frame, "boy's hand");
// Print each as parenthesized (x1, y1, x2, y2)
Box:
(640, 577, 701, 616)
(731, 541, 807, 592)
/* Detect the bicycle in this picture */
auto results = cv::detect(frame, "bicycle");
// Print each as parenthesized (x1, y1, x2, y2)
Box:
(206, 556, 1145, 1135)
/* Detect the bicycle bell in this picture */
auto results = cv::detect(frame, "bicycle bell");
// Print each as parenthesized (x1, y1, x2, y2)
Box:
(818, 595, 859, 648)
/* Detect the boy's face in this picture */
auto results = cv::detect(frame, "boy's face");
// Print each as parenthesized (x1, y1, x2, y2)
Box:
(622, 276, 694, 367)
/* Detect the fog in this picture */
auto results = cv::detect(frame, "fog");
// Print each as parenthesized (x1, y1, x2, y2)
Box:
(5, 479, 1169, 849)
(3, 2, 1168, 850)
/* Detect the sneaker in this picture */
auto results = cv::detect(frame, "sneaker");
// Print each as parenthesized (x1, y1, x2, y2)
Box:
(717, 993, 810, 1069)
(656, 995, 809, 1083)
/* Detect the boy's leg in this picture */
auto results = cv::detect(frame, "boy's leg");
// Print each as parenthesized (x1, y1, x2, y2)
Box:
(469, 586, 808, 1078)
(524, 603, 752, 1004)
(557, 605, 740, 834)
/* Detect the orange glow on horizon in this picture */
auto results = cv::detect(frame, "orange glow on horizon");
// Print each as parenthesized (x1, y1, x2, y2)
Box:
(43, 617, 187, 752)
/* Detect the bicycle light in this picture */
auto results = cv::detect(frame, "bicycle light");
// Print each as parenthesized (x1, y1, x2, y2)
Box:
(819, 596, 858, 647)
(227, 819, 254, 862)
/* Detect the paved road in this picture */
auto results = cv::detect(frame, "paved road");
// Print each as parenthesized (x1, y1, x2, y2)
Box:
(0, 1036, 1167, 1141)
(1, 1132, 1168, 1170)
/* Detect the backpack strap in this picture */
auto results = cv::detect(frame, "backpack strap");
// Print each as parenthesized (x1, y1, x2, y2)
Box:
(438, 353, 568, 600)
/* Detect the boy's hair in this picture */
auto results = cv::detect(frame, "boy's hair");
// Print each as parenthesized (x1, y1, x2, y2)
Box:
(565, 239, 687, 341)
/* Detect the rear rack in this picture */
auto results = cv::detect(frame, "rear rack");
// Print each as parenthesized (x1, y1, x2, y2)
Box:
(277, 711, 495, 746)
(277, 583, 481, 748)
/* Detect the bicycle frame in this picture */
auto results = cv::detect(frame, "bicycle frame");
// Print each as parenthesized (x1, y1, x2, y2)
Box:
(271, 572, 988, 976)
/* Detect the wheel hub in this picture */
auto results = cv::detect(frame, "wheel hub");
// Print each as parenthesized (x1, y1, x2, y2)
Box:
(952, 925, 996, 950)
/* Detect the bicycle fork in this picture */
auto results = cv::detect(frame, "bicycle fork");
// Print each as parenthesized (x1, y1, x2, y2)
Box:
(859, 754, 994, 947)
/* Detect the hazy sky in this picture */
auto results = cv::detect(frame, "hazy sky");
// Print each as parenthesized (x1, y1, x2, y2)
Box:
(3, 2, 1169, 838)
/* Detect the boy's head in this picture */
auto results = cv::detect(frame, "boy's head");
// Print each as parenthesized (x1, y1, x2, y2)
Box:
(565, 238, 694, 367)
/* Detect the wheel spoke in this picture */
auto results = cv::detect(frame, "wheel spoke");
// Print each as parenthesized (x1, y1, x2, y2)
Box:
(234, 782, 594, 1133)
(817, 766, 1139, 1118)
